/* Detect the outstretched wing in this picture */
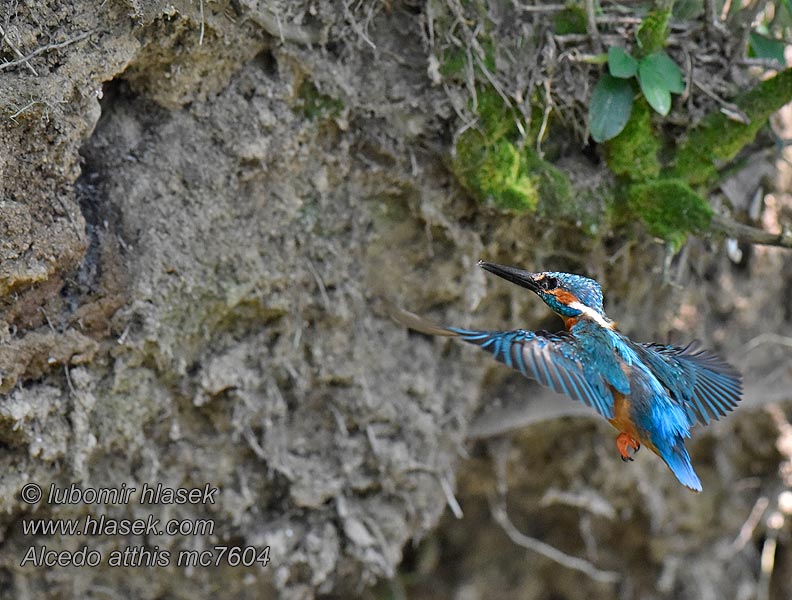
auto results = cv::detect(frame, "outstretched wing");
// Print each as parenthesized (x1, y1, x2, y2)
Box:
(389, 306, 615, 418)
(449, 327, 615, 418)
(637, 342, 743, 425)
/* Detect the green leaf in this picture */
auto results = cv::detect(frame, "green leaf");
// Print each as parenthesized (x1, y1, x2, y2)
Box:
(749, 32, 787, 66)
(640, 52, 685, 94)
(638, 52, 685, 115)
(608, 46, 638, 78)
(673, 0, 704, 21)
(640, 80, 671, 115)
(589, 74, 635, 142)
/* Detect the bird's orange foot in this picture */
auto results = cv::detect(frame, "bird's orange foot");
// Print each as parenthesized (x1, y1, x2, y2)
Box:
(616, 433, 641, 462)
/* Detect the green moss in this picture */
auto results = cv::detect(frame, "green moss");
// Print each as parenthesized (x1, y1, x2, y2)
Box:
(635, 8, 671, 56)
(450, 84, 574, 214)
(605, 98, 662, 180)
(451, 130, 576, 214)
(295, 81, 343, 121)
(474, 86, 519, 139)
(524, 149, 574, 213)
(439, 37, 496, 79)
(480, 37, 497, 73)
(440, 47, 467, 78)
(453, 131, 539, 212)
(554, 5, 587, 35)
(628, 179, 713, 249)
(670, 68, 792, 186)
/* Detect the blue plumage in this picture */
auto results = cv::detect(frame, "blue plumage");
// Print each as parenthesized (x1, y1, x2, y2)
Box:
(395, 261, 743, 492)
(449, 326, 617, 417)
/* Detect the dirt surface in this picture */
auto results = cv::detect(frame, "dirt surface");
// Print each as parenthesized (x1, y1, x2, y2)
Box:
(1, 1, 791, 599)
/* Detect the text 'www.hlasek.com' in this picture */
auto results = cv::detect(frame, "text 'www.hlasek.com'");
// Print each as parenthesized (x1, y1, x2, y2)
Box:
(18, 482, 271, 569)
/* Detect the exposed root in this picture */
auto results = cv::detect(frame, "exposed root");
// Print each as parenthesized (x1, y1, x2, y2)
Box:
(0, 23, 37, 75)
(0, 29, 94, 73)
(489, 494, 621, 584)
(712, 213, 792, 249)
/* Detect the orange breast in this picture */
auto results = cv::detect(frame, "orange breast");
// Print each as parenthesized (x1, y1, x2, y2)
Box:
(607, 391, 660, 455)
(607, 392, 640, 439)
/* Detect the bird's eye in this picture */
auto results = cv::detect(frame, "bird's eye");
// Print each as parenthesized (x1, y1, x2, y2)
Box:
(541, 277, 558, 290)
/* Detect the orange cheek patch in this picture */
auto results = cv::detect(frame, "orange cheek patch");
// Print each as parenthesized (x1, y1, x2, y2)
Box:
(551, 290, 580, 305)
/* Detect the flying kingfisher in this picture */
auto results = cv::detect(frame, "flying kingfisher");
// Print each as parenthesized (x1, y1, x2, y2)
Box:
(396, 261, 743, 491)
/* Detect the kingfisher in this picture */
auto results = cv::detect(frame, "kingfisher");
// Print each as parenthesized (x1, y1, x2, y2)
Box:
(396, 260, 743, 491)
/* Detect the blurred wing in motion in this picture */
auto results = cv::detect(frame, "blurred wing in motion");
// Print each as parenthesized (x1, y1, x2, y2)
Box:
(391, 307, 615, 418)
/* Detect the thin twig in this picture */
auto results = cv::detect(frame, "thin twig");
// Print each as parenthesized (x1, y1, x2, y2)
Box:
(305, 259, 331, 309)
(734, 0, 769, 62)
(692, 79, 749, 124)
(0, 23, 38, 75)
(584, 0, 601, 52)
(737, 57, 785, 69)
(746, 333, 792, 352)
(711, 213, 792, 249)
(64, 364, 77, 397)
(512, 3, 566, 12)
(343, 0, 376, 50)
(198, 0, 205, 45)
(721, 0, 734, 20)
(440, 476, 464, 519)
(536, 78, 552, 157)
(489, 495, 621, 584)
(730, 496, 769, 553)
(758, 527, 778, 600)
(8, 99, 41, 120)
(39, 307, 56, 332)
(595, 15, 642, 24)
(0, 29, 93, 72)
(540, 488, 617, 520)
(558, 48, 607, 64)
(704, 0, 730, 37)
(554, 33, 633, 44)
(446, 0, 511, 111)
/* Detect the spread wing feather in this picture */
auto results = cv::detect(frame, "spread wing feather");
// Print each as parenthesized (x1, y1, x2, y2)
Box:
(637, 342, 743, 426)
(449, 327, 615, 418)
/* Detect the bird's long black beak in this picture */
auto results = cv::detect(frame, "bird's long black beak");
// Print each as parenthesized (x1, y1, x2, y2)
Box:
(477, 260, 540, 292)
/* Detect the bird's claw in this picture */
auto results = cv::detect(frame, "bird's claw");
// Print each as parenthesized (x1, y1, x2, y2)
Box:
(616, 433, 641, 462)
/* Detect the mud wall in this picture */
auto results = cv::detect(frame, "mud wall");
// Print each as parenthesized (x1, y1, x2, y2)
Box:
(1, 1, 791, 599)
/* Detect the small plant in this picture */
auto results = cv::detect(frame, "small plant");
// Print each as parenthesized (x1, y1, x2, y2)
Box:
(749, 29, 787, 66)
(589, 45, 685, 142)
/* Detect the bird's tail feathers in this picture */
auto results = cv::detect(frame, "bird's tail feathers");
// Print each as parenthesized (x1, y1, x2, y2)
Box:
(659, 440, 702, 492)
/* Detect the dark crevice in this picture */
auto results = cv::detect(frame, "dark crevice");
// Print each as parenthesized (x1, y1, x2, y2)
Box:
(251, 47, 278, 79)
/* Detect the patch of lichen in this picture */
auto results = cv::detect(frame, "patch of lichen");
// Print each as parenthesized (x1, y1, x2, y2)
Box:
(635, 8, 671, 56)
(669, 68, 792, 186)
(295, 80, 343, 121)
(627, 179, 713, 249)
(450, 85, 573, 213)
(604, 98, 662, 180)
(554, 5, 587, 35)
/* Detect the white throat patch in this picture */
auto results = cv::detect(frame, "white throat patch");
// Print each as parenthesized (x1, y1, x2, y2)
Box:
(568, 301, 614, 330)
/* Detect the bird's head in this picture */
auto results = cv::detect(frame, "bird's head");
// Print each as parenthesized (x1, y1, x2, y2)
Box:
(478, 260, 612, 329)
